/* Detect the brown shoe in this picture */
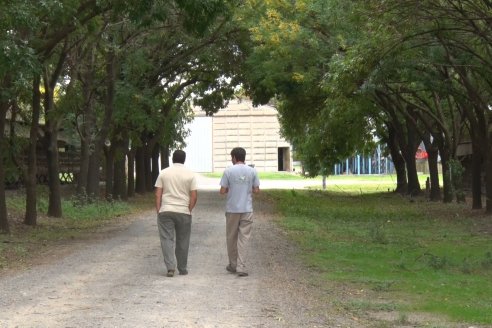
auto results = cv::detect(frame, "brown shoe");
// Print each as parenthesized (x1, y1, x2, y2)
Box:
(237, 271, 248, 277)
(166, 270, 175, 277)
(226, 265, 236, 273)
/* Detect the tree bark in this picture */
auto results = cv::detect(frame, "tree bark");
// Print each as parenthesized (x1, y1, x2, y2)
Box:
(421, 132, 441, 201)
(135, 145, 146, 194)
(386, 125, 407, 194)
(160, 146, 170, 169)
(144, 141, 153, 192)
(0, 78, 10, 233)
(486, 144, 492, 214)
(471, 145, 482, 209)
(112, 133, 128, 201)
(401, 121, 421, 196)
(76, 55, 96, 196)
(151, 143, 160, 187)
(86, 50, 117, 198)
(104, 145, 114, 201)
(426, 147, 441, 201)
(24, 75, 41, 225)
(43, 71, 62, 218)
(127, 147, 136, 198)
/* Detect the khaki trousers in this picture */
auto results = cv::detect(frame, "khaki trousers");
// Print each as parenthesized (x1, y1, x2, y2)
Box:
(226, 212, 253, 273)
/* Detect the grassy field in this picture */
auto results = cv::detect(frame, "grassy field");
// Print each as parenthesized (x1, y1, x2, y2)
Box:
(203, 171, 315, 180)
(263, 182, 492, 325)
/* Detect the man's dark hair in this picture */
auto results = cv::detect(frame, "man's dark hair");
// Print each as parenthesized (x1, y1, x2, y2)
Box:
(172, 150, 186, 164)
(230, 147, 246, 162)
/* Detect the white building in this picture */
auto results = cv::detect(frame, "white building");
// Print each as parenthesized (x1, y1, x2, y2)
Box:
(182, 99, 292, 173)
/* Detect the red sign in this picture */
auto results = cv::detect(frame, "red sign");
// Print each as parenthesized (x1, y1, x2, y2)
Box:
(415, 148, 428, 159)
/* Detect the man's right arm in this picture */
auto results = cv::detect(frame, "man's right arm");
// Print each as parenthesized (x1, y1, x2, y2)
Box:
(219, 172, 228, 194)
(155, 187, 163, 213)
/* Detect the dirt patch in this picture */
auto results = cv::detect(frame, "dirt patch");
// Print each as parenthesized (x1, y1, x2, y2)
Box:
(0, 207, 142, 277)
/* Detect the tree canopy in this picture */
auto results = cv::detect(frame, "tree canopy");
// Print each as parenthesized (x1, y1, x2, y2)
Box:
(2, 0, 492, 233)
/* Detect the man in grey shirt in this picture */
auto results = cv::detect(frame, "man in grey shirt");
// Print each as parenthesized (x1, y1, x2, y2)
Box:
(220, 147, 260, 277)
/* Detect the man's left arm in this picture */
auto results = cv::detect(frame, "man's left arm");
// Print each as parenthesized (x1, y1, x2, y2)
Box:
(189, 190, 198, 212)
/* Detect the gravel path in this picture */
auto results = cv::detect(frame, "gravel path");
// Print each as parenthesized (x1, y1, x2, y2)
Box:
(0, 180, 361, 328)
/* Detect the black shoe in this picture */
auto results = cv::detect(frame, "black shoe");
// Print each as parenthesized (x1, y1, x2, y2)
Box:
(226, 265, 236, 273)
(179, 269, 188, 275)
(237, 271, 249, 277)
(166, 270, 175, 277)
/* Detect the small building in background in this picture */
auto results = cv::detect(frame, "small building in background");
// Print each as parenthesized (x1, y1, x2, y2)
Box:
(182, 99, 292, 173)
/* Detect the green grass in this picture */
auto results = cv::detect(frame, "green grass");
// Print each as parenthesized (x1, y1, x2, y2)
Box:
(203, 171, 318, 180)
(203, 172, 432, 187)
(264, 188, 492, 324)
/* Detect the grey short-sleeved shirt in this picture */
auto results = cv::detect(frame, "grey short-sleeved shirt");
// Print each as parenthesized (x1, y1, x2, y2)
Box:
(220, 164, 260, 213)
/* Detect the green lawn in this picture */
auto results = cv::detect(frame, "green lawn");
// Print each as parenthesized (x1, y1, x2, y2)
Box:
(203, 171, 311, 180)
(264, 187, 492, 325)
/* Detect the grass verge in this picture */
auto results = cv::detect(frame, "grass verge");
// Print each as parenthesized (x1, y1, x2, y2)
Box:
(203, 171, 319, 180)
(0, 187, 153, 272)
(263, 187, 492, 325)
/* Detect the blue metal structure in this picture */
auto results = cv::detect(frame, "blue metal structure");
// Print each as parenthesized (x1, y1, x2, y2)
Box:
(333, 144, 395, 175)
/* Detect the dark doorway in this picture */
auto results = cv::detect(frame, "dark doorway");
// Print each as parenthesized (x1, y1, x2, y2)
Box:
(278, 148, 284, 171)
(278, 147, 290, 171)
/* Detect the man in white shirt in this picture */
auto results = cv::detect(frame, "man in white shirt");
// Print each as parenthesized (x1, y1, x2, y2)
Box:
(155, 150, 197, 277)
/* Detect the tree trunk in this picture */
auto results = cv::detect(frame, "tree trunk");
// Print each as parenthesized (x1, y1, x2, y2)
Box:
(0, 82, 10, 233)
(76, 47, 96, 196)
(44, 127, 62, 217)
(43, 73, 62, 218)
(440, 150, 453, 203)
(402, 121, 421, 196)
(421, 132, 441, 201)
(161, 146, 170, 169)
(42, 43, 70, 217)
(426, 147, 441, 201)
(144, 142, 153, 192)
(485, 145, 492, 214)
(25, 75, 41, 226)
(127, 148, 136, 198)
(86, 149, 102, 199)
(113, 158, 127, 201)
(113, 135, 128, 201)
(77, 136, 90, 195)
(151, 143, 159, 186)
(104, 145, 114, 201)
(135, 146, 146, 194)
(471, 146, 482, 209)
(386, 125, 407, 194)
(76, 93, 93, 196)
(404, 151, 420, 196)
(86, 50, 117, 199)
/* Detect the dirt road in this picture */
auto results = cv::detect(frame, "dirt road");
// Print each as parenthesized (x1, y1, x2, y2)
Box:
(0, 181, 365, 328)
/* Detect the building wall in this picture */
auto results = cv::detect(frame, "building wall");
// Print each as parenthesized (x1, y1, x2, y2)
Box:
(188, 99, 292, 173)
(182, 116, 213, 172)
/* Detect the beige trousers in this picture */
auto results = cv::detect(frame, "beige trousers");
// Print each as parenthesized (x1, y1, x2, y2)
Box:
(225, 212, 253, 273)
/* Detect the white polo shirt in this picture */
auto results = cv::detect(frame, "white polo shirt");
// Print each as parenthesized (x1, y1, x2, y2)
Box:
(155, 163, 197, 215)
